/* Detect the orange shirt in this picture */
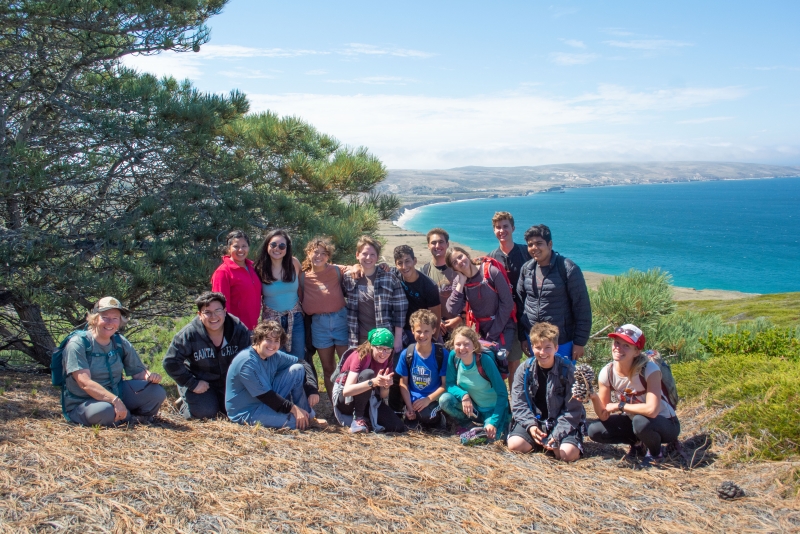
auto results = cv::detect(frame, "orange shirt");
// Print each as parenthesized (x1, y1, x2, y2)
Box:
(300, 265, 346, 315)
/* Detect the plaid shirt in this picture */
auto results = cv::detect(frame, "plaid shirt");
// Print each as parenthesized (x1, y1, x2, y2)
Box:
(343, 269, 408, 347)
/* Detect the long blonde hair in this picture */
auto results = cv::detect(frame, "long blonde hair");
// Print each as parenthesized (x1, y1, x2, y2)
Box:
(628, 352, 649, 380)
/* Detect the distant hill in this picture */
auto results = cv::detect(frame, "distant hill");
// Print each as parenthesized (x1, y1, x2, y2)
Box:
(382, 162, 800, 204)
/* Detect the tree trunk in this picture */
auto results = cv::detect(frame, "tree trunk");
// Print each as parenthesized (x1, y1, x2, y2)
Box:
(11, 294, 55, 367)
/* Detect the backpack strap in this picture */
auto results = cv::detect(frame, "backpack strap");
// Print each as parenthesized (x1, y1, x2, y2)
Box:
(474, 351, 490, 382)
(404, 343, 417, 377)
(434, 344, 445, 373)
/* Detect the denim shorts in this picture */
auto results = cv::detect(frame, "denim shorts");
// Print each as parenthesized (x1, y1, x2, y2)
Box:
(310, 308, 349, 348)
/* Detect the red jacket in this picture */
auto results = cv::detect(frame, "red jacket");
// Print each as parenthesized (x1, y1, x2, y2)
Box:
(211, 256, 262, 330)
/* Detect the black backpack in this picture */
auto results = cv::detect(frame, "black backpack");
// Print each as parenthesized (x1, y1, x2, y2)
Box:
(402, 342, 447, 376)
(329, 347, 359, 384)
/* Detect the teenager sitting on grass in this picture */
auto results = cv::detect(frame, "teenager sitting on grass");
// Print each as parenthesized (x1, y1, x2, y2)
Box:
(62, 297, 166, 426)
(508, 322, 585, 462)
(332, 328, 406, 433)
(163, 292, 251, 420)
(439, 326, 510, 442)
(585, 324, 680, 468)
(395, 310, 447, 429)
(225, 321, 326, 430)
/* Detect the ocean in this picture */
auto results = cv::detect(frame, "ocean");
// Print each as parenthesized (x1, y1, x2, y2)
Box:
(397, 177, 800, 294)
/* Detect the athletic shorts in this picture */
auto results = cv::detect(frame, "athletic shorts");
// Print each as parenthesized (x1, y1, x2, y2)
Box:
(508, 420, 584, 455)
(310, 308, 349, 348)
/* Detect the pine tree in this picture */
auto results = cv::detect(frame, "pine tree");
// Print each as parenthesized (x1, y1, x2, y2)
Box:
(0, 1, 398, 366)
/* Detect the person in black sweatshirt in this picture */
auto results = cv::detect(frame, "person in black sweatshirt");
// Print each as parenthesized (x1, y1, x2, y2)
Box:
(163, 292, 251, 419)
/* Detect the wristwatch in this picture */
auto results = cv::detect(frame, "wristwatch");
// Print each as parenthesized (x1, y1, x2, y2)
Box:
(618, 401, 626, 413)
(367, 379, 374, 388)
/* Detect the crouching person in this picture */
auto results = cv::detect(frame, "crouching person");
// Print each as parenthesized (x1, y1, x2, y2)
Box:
(396, 310, 447, 429)
(62, 297, 166, 426)
(508, 323, 585, 462)
(163, 292, 251, 419)
(439, 326, 510, 442)
(332, 328, 406, 433)
(225, 321, 327, 430)
(585, 324, 680, 468)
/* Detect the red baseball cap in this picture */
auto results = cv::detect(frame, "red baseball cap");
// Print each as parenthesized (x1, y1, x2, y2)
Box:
(608, 324, 646, 349)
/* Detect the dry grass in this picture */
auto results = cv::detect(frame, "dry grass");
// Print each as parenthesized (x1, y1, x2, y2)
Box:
(1, 372, 799, 533)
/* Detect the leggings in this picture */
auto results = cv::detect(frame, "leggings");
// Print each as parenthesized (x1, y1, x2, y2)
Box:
(587, 414, 680, 456)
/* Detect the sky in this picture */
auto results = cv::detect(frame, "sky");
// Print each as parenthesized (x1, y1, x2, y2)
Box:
(123, 0, 800, 169)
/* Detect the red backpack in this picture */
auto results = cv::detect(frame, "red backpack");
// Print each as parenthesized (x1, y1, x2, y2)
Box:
(464, 257, 517, 345)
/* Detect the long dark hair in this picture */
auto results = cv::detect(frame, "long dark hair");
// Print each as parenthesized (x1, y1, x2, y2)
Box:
(254, 229, 295, 284)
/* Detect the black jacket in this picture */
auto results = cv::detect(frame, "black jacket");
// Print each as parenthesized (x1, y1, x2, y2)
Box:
(516, 252, 592, 346)
(511, 355, 585, 445)
(163, 315, 251, 391)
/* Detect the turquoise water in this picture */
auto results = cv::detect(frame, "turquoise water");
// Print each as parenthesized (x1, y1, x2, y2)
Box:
(398, 177, 800, 294)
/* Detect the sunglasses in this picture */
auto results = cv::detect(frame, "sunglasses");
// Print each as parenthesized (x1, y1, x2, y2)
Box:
(269, 242, 287, 250)
(615, 327, 639, 339)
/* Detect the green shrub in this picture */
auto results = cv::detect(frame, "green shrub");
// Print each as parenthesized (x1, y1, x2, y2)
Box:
(591, 268, 675, 332)
(700, 327, 800, 360)
(673, 352, 800, 461)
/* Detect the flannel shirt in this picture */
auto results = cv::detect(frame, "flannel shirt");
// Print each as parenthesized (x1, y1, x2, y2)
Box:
(343, 269, 408, 347)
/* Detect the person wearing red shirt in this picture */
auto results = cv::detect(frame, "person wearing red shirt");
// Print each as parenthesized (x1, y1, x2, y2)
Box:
(211, 230, 262, 331)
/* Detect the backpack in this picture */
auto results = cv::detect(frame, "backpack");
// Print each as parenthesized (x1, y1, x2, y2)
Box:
(605, 350, 679, 409)
(460, 342, 509, 381)
(330, 346, 359, 384)
(464, 257, 517, 344)
(51, 329, 91, 387)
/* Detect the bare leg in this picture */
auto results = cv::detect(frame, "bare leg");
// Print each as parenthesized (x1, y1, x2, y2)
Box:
(317, 346, 337, 402)
(507, 359, 521, 392)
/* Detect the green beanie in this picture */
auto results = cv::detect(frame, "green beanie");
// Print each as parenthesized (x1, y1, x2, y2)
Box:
(367, 328, 394, 348)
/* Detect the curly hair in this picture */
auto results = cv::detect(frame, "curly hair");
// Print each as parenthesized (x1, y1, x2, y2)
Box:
(301, 236, 336, 272)
(252, 321, 287, 347)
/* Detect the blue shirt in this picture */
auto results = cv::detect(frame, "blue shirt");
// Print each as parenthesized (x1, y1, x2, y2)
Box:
(395, 345, 446, 402)
(225, 347, 298, 423)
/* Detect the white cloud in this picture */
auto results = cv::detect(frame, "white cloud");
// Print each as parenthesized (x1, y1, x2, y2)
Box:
(754, 65, 800, 72)
(339, 43, 435, 58)
(199, 44, 326, 58)
(121, 52, 203, 80)
(245, 85, 755, 168)
(550, 52, 598, 65)
(305, 69, 328, 75)
(325, 76, 415, 85)
(676, 116, 734, 124)
(219, 69, 275, 80)
(605, 39, 692, 50)
(562, 39, 586, 49)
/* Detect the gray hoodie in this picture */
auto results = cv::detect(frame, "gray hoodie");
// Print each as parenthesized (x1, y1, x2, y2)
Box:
(511, 355, 586, 445)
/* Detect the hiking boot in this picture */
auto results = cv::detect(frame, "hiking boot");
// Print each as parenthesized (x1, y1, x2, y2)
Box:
(350, 418, 369, 434)
(309, 417, 329, 430)
(624, 442, 646, 461)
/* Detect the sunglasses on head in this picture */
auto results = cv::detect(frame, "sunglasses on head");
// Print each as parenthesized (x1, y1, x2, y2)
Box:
(615, 327, 639, 338)
(269, 242, 287, 250)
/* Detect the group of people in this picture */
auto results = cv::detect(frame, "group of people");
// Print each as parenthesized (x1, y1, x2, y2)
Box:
(59, 211, 680, 466)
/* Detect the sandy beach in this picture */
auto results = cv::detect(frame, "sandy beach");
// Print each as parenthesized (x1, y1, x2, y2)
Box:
(378, 221, 756, 301)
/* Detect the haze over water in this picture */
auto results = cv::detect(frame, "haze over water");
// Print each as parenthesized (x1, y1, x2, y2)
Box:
(398, 177, 800, 294)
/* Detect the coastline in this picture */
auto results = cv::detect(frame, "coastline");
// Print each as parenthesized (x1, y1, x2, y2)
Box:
(377, 220, 757, 302)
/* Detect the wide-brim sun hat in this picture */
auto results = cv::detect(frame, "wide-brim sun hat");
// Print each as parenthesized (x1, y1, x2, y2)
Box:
(92, 296, 130, 317)
(608, 323, 645, 350)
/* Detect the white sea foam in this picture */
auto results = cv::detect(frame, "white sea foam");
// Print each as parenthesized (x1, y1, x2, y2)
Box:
(394, 206, 422, 229)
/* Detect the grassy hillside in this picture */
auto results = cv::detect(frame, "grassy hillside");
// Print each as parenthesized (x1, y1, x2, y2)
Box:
(677, 293, 800, 328)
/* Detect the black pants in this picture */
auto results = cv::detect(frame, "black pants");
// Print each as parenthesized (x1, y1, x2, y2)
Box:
(587, 414, 680, 456)
(407, 401, 443, 428)
(336, 369, 405, 432)
(178, 382, 226, 420)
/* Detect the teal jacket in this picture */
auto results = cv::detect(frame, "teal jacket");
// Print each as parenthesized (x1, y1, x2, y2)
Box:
(445, 349, 509, 428)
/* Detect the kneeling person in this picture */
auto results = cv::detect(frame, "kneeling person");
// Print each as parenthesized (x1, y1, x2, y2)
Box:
(163, 292, 251, 419)
(396, 310, 447, 428)
(508, 322, 585, 462)
(225, 321, 326, 430)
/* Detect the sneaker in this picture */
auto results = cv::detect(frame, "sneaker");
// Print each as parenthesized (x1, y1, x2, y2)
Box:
(350, 418, 368, 434)
(309, 418, 329, 430)
(460, 427, 488, 446)
(638, 449, 665, 469)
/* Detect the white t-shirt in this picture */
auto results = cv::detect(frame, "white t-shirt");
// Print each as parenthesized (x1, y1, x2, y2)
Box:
(599, 361, 676, 419)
